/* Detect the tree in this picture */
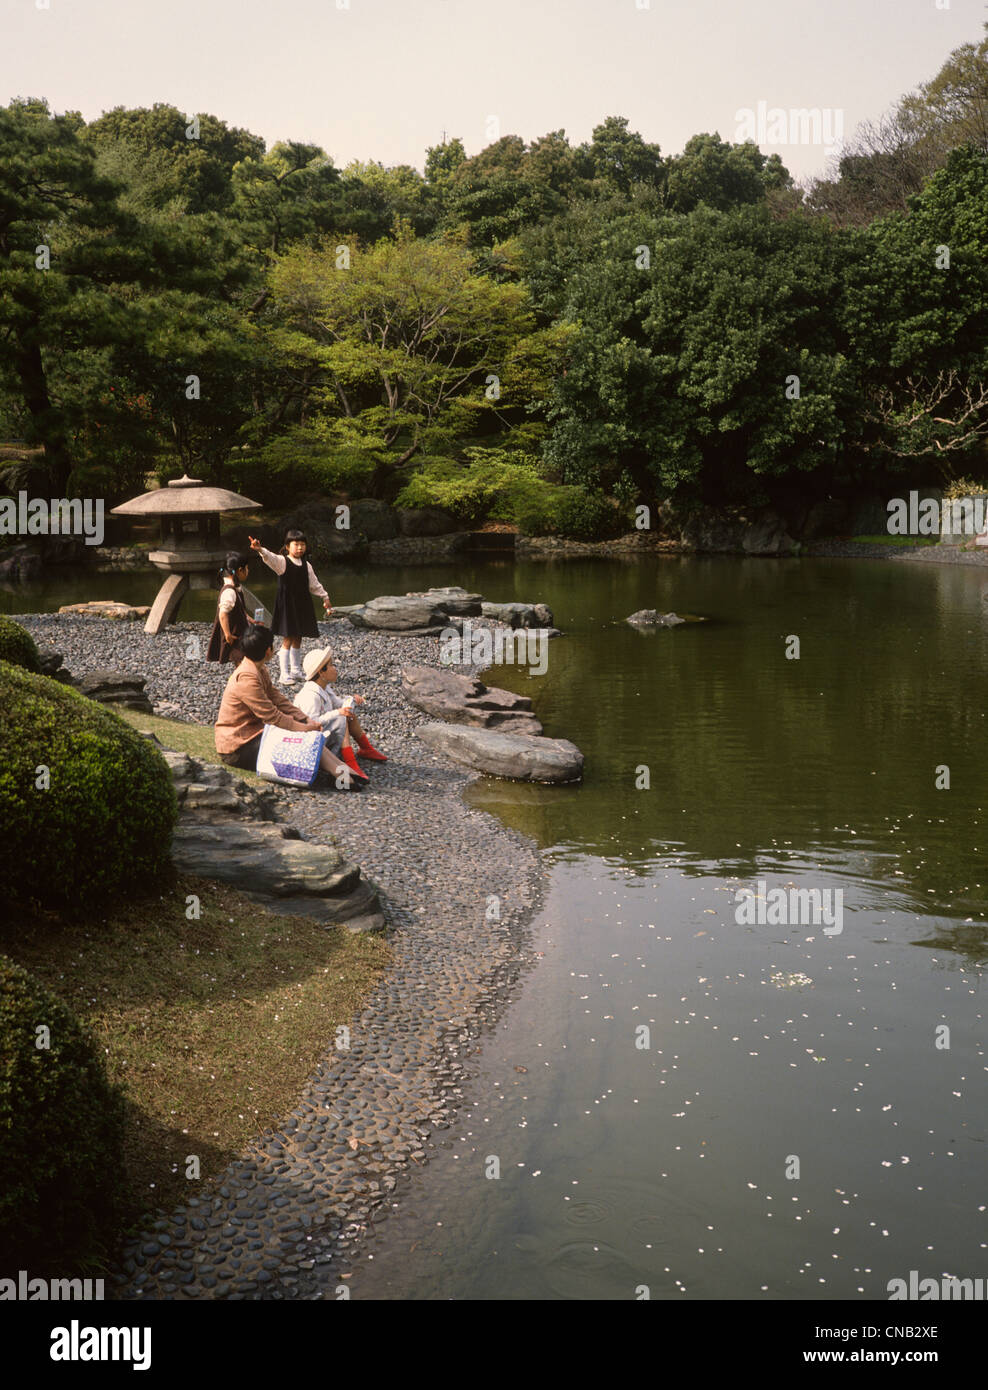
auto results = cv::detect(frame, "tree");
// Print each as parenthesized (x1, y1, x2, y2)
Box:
(543, 203, 852, 501)
(584, 116, 665, 196)
(843, 145, 988, 471)
(806, 27, 988, 226)
(87, 103, 265, 214)
(0, 99, 143, 494)
(263, 227, 570, 467)
(424, 137, 467, 191)
(231, 141, 341, 258)
(341, 160, 437, 238)
(665, 133, 791, 213)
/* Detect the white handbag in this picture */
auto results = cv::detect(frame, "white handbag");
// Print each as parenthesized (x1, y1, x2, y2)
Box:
(256, 724, 325, 787)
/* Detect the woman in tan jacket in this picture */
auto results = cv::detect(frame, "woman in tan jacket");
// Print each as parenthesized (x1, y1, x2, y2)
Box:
(214, 626, 364, 789)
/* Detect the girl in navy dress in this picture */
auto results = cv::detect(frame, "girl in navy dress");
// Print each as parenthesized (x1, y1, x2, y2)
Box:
(206, 551, 255, 665)
(248, 529, 332, 683)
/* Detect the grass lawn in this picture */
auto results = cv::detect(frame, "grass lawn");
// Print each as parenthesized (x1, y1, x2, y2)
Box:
(115, 705, 262, 779)
(1, 877, 389, 1236)
(1, 705, 390, 1242)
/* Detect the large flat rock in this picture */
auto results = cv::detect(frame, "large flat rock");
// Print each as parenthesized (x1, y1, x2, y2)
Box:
(58, 600, 150, 620)
(401, 664, 542, 735)
(416, 722, 583, 784)
(345, 595, 454, 632)
(404, 585, 483, 616)
(170, 821, 385, 933)
(76, 668, 154, 711)
(345, 587, 482, 632)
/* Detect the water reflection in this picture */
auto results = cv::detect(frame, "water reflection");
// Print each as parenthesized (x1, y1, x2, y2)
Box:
(344, 557, 986, 1299)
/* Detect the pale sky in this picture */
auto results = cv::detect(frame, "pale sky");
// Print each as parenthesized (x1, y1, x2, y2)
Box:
(0, 0, 982, 182)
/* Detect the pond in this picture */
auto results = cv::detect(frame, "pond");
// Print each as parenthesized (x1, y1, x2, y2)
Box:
(7, 554, 987, 1300)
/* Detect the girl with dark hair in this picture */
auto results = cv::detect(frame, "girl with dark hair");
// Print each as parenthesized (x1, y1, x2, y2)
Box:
(206, 551, 254, 666)
(248, 530, 332, 684)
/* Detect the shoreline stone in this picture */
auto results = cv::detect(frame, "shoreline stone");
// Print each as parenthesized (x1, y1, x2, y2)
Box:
(401, 663, 543, 735)
(416, 721, 584, 784)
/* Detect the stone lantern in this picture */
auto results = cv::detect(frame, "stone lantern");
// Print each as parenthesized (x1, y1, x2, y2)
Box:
(111, 475, 264, 634)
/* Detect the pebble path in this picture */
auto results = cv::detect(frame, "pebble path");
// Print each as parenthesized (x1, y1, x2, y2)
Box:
(19, 612, 546, 1300)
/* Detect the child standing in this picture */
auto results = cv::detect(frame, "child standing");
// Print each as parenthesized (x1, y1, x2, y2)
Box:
(248, 529, 332, 684)
(206, 551, 255, 666)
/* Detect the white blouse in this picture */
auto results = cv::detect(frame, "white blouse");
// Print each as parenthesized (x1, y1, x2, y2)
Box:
(256, 546, 329, 600)
(217, 581, 239, 615)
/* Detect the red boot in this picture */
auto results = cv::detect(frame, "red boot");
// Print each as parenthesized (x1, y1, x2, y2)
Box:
(356, 734, 388, 762)
(341, 746, 369, 781)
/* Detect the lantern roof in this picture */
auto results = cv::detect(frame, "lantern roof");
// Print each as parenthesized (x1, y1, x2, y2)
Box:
(111, 474, 260, 516)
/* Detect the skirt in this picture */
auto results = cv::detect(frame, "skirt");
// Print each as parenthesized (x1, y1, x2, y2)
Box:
(271, 560, 320, 638)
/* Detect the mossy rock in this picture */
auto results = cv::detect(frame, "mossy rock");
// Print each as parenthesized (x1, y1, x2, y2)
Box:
(0, 954, 128, 1269)
(0, 662, 178, 914)
(0, 614, 40, 672)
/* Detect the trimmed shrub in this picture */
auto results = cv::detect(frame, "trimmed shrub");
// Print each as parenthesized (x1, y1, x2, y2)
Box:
(0, 662, 178, 914)
(550, 488, 621, 541)
(396, 448, 625, 539)
(0, 614, 40, 672)
(0, 955, 128, 1269)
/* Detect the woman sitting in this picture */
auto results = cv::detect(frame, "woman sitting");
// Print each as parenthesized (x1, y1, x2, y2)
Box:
(214, 625, 363, 789)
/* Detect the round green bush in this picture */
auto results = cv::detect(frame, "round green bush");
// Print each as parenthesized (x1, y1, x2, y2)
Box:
(0, 954, 128, 1269)
(0, 662, 178, 914)
(551, 488, 621, 540)
(0, 614, 40, 672)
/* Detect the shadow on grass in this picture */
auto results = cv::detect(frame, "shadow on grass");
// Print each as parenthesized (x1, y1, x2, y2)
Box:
(1, 871, 388, 1231)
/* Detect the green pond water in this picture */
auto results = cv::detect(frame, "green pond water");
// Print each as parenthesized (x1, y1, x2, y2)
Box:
(7, 556, 988, 1300)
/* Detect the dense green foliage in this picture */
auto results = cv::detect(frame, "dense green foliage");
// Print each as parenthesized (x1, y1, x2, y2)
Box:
(395, 448, 624, 538)
(0, 663, 177, 914)
(0, 29, 985, 532)
(0, 954, 128, 1269)
(0, 615, 40, 672)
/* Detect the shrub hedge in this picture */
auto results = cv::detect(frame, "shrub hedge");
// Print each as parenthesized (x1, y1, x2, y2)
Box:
(0, 954, 128, 1269)
(0, 662, 177, 914)
(0, 614, 40, 672)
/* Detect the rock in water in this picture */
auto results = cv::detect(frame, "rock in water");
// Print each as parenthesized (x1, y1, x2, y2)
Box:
(346, 591, 479, 633)
(625, 610, 686, 627)
(401, 664, 543, 735)
(481, 601, 554, 628)
(416, 722, 583, 783)
(404, 586, 484, 616)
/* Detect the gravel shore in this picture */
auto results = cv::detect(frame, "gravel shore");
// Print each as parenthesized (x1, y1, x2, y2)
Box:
(18, 611, 547, 1300)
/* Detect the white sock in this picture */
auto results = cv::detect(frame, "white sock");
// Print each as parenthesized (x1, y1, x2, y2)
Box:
(278, 648, 291, 683)
(290, 647, 303, 678)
